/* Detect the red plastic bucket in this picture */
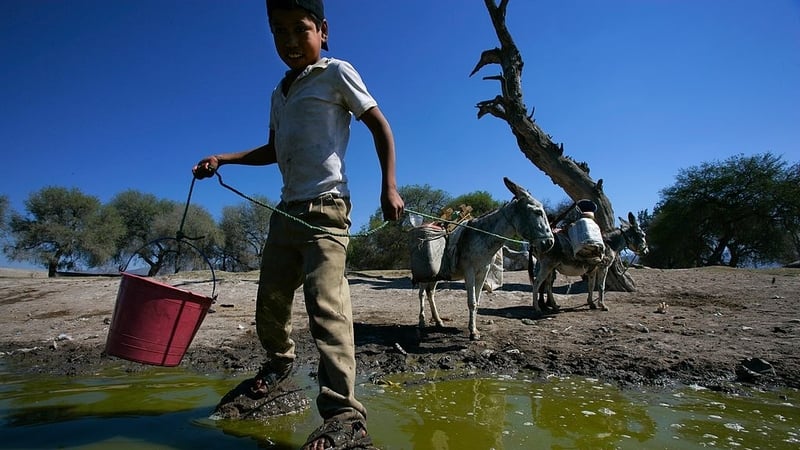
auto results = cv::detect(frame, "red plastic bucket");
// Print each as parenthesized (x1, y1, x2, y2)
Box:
(105, 272, 214, 366)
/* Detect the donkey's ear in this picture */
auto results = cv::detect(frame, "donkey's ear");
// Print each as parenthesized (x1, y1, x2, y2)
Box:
(503, 177, 528, 199)
(628, 212, 637, 226)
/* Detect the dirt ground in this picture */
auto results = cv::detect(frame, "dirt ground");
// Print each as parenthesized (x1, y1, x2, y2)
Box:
(1, 266, 799, 393)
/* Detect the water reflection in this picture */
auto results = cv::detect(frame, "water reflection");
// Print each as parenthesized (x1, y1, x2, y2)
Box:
(365, 374, 798, 450)
(525, 377, 656, 448)
(0, 364, 797, 449)
(660, 386, 800, 449)
(365, 375, 659, 449)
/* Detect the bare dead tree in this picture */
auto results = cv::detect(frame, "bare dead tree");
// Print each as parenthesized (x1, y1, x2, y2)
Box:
(473, 0, 635, 291)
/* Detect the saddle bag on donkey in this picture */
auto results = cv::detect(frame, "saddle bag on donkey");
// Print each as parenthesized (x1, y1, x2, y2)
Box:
(567, 216, 605, 264)
(409, 223, 463, 283)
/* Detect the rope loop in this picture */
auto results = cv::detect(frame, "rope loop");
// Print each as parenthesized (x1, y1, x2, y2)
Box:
(204, 170, 530, 245)
(213, 172, 388, 238)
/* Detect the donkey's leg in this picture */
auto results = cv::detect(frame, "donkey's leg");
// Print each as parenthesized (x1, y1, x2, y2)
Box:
(464, 271, 482, 341)
(530, 260, 554, 313)
(533, 261, 552, 311)
(596, 266, 610, 311)
(538, 281, 548, 311)
(418, 283, 429, 330)
(545, 272, 560, 311)
(527, 253, 544, 312)
(426, 281, 445, 327)
(586, 269, 598, 309)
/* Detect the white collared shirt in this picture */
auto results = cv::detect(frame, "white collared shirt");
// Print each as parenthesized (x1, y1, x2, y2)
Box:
(270, 57, 377, 203)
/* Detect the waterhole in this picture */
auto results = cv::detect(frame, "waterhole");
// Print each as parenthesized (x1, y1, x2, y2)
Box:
(1, 364, 797, 449)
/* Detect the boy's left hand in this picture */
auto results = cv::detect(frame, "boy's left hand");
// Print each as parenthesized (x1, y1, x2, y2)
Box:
(381, 189, 404, 221)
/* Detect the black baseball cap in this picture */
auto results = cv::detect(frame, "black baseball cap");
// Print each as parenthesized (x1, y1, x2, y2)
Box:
(266, 0, 328, 50)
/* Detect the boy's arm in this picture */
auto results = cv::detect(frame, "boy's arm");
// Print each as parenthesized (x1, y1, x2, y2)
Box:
(360, 106, 405, 221)
(192, 130, 278, 179)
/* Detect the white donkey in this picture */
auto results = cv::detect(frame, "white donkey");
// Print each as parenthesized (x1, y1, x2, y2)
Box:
(411, 178, 554, 340)
(529, 212, 648, 312)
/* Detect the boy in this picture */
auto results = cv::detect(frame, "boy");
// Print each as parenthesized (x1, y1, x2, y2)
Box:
(192, 1, 404, 448)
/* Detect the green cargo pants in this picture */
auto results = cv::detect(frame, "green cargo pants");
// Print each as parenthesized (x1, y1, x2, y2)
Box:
(255, 193, 366, 420)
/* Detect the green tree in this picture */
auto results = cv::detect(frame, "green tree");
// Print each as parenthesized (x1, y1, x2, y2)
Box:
(108, 190, 174, 268)
(143, 203, 221, 276)
(4, 187, 124, 276)
(635, 209, 653, 231)
(774, 161, 800, 263)
(643, 153, 799, 268)
(349, 184, 452, 270)
(218, 196, 273, 272)
(0, 194, 9, 238)
(445, 190, 501, 219)
(401, 184, 453, 219)
(110, 194, 220, 276)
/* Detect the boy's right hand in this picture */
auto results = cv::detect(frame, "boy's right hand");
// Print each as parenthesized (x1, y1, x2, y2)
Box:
(192, 156, 218, 179)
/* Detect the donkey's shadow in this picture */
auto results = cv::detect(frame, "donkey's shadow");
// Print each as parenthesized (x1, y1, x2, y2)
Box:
(481, 278, 593, 320)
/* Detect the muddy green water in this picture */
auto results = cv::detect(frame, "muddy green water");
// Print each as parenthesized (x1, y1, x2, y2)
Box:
(0, 364, 797, 449)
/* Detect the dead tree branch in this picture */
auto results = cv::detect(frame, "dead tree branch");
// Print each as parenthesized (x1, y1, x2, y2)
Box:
(474, 0, 635, 291)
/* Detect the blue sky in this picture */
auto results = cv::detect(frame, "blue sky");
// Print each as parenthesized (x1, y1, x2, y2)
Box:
(2, 1, 799, 269)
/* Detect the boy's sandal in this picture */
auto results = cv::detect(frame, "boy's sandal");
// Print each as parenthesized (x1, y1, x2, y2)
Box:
(301, 417, 373, 450)
(249, 363, 291, 398)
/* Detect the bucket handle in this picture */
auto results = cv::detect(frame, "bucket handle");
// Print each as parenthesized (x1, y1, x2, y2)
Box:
(121, 237, 217, 300)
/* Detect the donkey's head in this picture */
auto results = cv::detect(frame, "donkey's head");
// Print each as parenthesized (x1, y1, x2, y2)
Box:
(619, 212, 648, 255)
(503, 177, 554, 254)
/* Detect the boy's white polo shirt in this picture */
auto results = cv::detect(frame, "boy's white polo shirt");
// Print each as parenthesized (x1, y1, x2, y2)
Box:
(270, 57, 378, 203)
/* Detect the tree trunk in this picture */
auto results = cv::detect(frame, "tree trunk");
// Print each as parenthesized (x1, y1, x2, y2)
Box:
(475, 0, 635, 291)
